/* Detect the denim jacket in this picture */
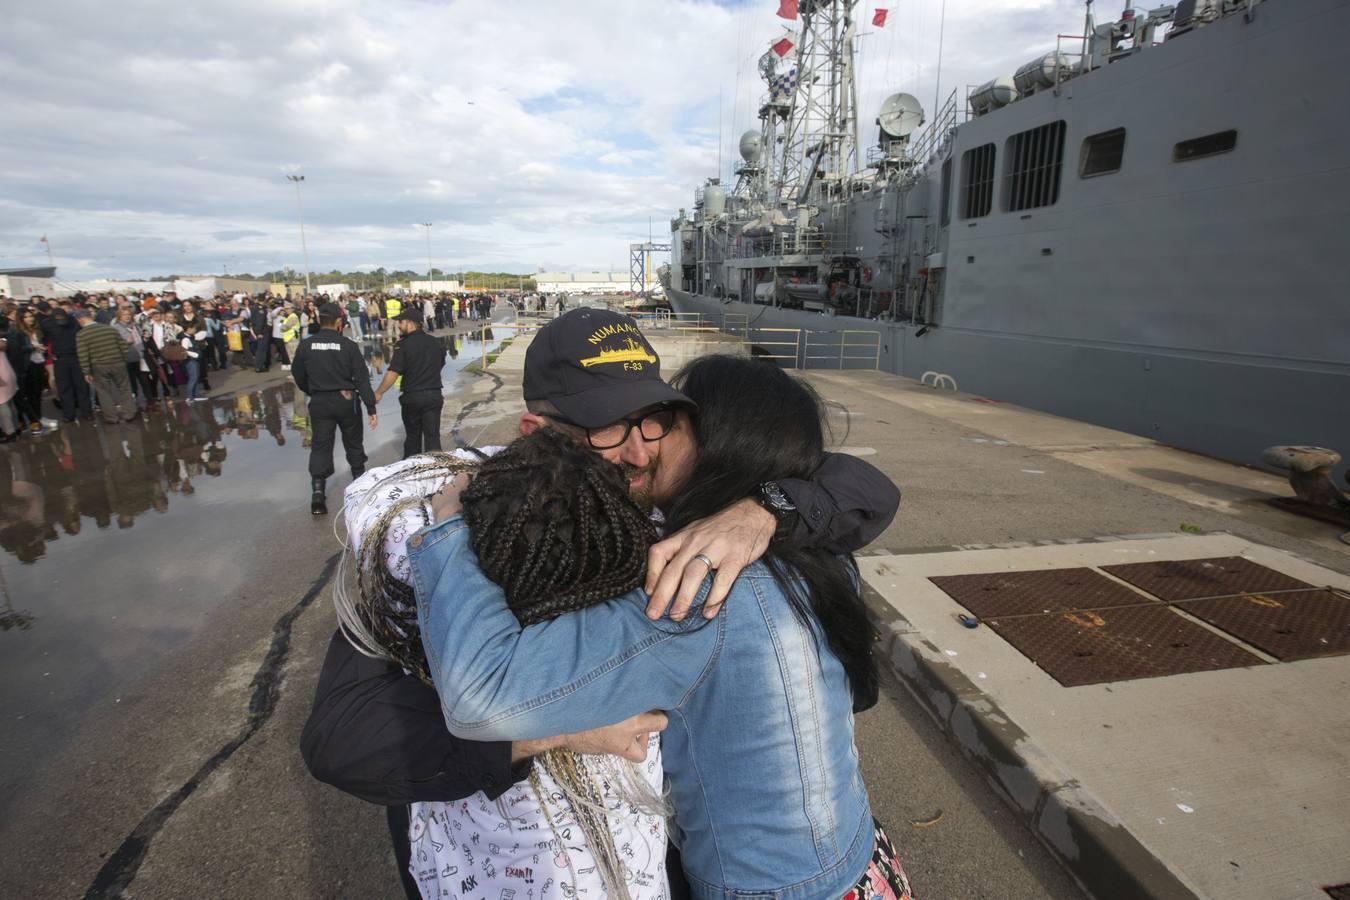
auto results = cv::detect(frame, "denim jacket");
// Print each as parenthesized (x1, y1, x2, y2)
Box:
(411, 517, 873, 900)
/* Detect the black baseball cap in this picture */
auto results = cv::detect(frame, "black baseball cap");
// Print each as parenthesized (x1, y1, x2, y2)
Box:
(523, 309, 694, 428)
(394, 308, 423, 323)
(318, 302, 343, 319)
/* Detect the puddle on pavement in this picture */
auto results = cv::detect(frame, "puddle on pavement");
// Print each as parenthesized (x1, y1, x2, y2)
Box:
(0, 325, 513, 801)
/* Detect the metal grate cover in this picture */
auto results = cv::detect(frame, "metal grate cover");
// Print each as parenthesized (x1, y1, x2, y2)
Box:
(1101, 556, 1315, 602)
(929, 568, 1152, 618)
(1178, 589, 1350, 661)
(984, 604, 1264, 687)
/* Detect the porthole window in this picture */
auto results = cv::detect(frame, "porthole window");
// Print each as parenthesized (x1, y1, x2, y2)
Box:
(1174, 129, 1237, 162)
(1080, 128, 1125, 177)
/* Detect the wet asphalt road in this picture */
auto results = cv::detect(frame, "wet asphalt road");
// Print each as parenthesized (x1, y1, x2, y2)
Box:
(0, 318, 1082, 899)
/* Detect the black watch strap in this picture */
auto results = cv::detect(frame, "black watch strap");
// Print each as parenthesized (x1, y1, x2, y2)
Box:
(755, 481, 797, 538)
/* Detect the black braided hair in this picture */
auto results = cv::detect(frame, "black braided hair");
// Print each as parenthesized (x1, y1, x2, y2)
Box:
(461, 427, 656, 625)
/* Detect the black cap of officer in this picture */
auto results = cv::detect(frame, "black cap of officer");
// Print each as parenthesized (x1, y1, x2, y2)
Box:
(522, 308, 694, 429)
(394, 308, 423, 324)
(319, 302, 343, 320)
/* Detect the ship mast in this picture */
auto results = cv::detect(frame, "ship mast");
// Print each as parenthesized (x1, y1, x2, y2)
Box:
(776, 0, 860, 207)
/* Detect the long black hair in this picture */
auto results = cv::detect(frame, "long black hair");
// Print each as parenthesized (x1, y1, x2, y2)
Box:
(664, 354, 878, 712)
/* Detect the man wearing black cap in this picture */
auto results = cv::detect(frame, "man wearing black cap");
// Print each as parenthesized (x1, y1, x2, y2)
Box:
(373, 307, 446, 458)
(291, 303, 378, 515)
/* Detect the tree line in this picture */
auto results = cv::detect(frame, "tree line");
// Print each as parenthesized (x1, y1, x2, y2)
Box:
(147, 268, 538, 291)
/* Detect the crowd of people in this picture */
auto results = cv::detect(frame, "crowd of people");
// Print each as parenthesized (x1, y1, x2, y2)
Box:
(0, 288, 533, 444)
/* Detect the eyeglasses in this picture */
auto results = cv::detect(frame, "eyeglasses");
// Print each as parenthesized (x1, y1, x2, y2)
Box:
(541, 405, 678, 450)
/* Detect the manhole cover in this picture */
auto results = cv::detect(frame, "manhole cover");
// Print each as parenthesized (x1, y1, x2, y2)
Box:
(1177, 589, 1350, 661)
(929, 568, 1152, 618)
(1101, 557, 1314, 602)
(984, 604, 1264, 687)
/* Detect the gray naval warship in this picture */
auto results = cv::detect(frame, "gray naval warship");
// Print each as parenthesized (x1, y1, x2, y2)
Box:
(665, 0, 1350, 476)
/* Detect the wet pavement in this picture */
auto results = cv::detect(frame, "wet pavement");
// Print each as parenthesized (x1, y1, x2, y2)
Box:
(0, 324, 509, 816)
(0, 314, 1087, 900)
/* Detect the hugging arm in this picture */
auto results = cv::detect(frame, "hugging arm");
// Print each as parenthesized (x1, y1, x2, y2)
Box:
(645, 452, 900, 619)
(300, 630, 668, 804)
(300, 629, 520, 805)
(777, 452, 900, 553)
(412, 520, 717, 742)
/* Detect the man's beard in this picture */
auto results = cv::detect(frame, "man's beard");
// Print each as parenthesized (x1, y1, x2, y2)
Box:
(621, 462, 655, 512)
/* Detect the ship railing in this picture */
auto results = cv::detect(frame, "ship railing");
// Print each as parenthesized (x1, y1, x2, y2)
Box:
(649, 325, 804, 370)
(630, 310, 705, 330)
(721, 312, 749, 337)
(732, 231, 834, 259)
(803, 329, 882, 371)
(1053, 35, 1087, 83)
(909, 87, 970, 167)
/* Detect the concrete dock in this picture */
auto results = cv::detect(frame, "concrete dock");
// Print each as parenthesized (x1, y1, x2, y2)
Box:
(2, 315, 1345, 898)
(479, 324, 1350, 899)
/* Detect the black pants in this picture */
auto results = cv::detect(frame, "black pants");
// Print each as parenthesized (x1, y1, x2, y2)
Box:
(271, 337, 290, 366)
(253, 336, 271, 372)
(53, 356, 92, 421)
(399, 390, 443, 458)
(125, 362, 153, 404)
(308, 392, 366, 479)
(15, 363, 45, 425)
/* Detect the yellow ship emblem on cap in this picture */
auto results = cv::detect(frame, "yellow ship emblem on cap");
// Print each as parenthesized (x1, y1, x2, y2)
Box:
(579, 337, 657, 368)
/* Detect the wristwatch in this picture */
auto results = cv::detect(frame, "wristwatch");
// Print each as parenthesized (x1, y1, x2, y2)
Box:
(754, 481, 797, 539)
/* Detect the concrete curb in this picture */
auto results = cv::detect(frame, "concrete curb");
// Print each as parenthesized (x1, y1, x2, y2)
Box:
(862, 588, 1203, 900)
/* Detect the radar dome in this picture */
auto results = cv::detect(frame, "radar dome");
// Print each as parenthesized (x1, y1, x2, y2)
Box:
(739, 130, 762, 164)
(876, 92, 924, 139)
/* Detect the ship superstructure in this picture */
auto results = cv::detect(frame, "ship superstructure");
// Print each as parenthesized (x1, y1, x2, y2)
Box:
(667, 0, 1350, 475)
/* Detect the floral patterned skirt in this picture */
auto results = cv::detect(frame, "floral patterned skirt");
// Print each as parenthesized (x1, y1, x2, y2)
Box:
(841, 820, 914, 900)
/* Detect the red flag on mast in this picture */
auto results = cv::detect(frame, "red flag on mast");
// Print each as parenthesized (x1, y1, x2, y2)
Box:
(771, 37, 795, 57)
(873, 8, 889, 27)
(777, 0, 798, 20)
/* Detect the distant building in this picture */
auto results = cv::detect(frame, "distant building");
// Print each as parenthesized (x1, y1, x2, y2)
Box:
(535, 272, 629, 294)
(0, 266, 56, 301)
(407, 279, 462, 293)
(269, 283, 307, 299)
(60, 276, 272, 298)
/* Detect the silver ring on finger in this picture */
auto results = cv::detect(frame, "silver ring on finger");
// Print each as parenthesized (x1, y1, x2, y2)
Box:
(693, 553, 714, 573)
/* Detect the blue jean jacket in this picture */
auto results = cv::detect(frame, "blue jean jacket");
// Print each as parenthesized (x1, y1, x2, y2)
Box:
(411, 518, 873, 900)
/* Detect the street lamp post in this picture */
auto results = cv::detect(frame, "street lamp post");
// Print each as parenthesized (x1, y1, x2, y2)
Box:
(287, 174, 312, 293)
(418, 223, 434, 294)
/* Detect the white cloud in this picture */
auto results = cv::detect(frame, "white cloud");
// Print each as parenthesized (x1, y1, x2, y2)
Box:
(0, 0, 1087, 279)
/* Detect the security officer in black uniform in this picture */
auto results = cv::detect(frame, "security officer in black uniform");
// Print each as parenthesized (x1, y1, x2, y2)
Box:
(292, 303, 377, 515)
(373, 307, 446, 459)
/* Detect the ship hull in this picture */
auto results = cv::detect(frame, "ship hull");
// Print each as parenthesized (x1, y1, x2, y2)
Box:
(668, 287, 1350, 477)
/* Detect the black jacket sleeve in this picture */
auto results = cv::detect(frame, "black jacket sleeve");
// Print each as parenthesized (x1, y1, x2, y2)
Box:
(290, 341, 309, 394)
(776, 453, 900, 554)
(300, 629, 523, 805)
(349, 343, 376, 414)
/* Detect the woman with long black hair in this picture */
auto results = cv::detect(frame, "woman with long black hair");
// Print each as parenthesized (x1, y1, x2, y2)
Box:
(367, 354, 911, 899)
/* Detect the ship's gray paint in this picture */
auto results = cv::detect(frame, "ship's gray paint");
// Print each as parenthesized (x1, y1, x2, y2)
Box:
(669, 0, 1350, 477)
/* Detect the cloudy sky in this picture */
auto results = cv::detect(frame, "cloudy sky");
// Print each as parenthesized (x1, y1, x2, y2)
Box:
(0, 0, 1085, 280)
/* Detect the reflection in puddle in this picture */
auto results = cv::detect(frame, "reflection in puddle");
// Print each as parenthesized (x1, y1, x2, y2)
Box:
(0, 331, 482, 572)
(0, 327, 501, 801)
